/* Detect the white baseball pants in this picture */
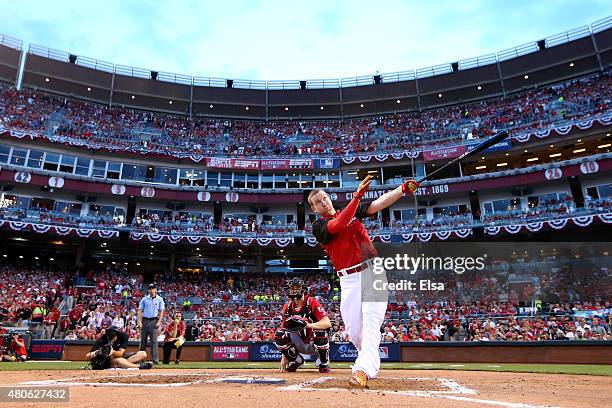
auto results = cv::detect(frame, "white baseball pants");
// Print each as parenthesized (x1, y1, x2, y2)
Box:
(339, 264, 388, 379)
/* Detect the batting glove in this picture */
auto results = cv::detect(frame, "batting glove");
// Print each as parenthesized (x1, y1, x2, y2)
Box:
(354, 175, 373, 199)
(402, 179, 420, 195)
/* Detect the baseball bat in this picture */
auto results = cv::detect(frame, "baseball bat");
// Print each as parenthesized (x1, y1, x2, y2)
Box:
(416, 130, 509, 183)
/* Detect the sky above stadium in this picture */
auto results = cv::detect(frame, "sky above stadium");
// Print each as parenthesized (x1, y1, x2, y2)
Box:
(1, 0, 610, 81)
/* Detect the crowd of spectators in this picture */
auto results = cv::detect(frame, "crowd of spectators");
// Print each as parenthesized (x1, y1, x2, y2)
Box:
(0, 71, 610, 158)
(131, 213, 297, 235)
(1, 196, 610, 237)
(0, 256, 609, 345)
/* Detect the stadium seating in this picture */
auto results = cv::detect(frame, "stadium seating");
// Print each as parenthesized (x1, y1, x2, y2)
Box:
(0, 264, 609, 343)
(0, 71, 610, 157)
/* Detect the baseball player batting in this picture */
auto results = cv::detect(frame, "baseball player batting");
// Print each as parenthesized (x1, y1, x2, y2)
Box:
(308, 175, 419, 388)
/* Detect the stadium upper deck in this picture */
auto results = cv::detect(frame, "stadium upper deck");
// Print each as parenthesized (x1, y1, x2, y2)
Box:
(0, 16, 610, 121)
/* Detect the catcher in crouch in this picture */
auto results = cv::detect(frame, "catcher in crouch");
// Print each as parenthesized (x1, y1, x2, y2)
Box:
(85, 326, 153, 370)
(275, 278, 332, 373)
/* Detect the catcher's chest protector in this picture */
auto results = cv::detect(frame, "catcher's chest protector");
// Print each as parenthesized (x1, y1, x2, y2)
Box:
(285, 297, 316, 322)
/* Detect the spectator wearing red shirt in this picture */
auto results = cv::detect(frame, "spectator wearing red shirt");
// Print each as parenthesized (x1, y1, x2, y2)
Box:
(162, 311, 186, 365)
(43, 306, 60, 339)
(8, 332, 28, 362)
(97, 279, 107, 297)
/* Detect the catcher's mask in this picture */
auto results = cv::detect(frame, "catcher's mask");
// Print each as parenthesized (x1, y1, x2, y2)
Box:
(287, 278, 305, 300)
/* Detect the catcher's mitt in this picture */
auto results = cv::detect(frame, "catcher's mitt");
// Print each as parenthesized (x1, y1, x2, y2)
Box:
(284, 315, 309, 332)
(90, 344, 112, 370)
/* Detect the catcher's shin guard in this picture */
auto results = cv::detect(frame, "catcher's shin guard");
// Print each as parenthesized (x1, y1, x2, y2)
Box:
(274, 329, 300, 362)
(313, 330, 330, 365)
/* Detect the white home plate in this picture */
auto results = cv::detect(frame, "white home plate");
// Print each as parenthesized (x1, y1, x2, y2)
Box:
(213, 377, 286, 384)
(280, 377, 558, 408)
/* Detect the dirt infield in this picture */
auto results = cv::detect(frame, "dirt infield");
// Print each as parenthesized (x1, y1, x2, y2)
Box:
(2, 368, 612, 408)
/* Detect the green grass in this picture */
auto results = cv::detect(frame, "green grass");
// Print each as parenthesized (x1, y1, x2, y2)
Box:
(1, 361, 611, 376)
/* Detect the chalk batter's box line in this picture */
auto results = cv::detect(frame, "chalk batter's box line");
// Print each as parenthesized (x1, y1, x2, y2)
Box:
(21, 373, 215, 388)
(20, 374, 285, 388)
(22, 381, 205, 388)
(280, 376, 476, 395)
(280, 377, 559, 408)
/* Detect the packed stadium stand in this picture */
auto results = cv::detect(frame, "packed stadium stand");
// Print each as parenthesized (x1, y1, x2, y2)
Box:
(0, 16, 610, 349)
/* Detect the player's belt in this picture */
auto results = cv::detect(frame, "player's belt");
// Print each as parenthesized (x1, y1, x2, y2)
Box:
(336, 259, 371, 277)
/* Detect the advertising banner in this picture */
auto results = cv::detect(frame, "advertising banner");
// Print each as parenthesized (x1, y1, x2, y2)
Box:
(467, 137, 512, 153)
(210, 344, 250, 361)
(330, 342, 400, 362)
(251, 342, 315, 362)
(28, 340, 64, 360)
(231, 159, 260, 170)
(423, 145, 467, 161)
(260, 159, 290, 170)
(289, 159, 313, 169)
(260, 159, 313, 170)
(315, 158, 340, 169)
(250, 342, 282, 361)
(206, 157, 233, 168)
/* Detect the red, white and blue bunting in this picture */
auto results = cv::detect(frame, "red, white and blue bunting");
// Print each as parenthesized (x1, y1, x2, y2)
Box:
(8, 221, 27, 231)
(97, 230, 119, 239)
(401, 233, 414, 242)
(1, 220, 119, 239)
(369, 228, 473, 243)
(186, 236, 203, 245)
(189, 155, 206, 163)
(76, 229, 94, 238)
(484, 214, 610, 235)
(341, 150, 421, 165)
(12, 224, 478, 245)
(167, 235, 183, 244)
(417, 232, 433, 242)
(1, 214, 608, 245)
(306, 237, 319, 247)
(512, 113, 612, 144)
(128, 232, 296, 247)
(54, 226, 73, 236)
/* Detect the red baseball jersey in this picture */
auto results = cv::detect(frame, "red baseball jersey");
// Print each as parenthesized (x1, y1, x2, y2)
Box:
(311, 202, 377, 270)
(163, 321, 186, 343)
(282, 295, 328, 340)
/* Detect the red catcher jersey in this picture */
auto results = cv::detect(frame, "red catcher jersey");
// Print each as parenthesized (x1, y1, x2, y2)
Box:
(282, 295, 328, 340)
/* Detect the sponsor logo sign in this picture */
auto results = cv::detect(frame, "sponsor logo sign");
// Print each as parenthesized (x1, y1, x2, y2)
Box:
(207, 158, 233, 168)
(29, 340, 64, 360)
(211, 345, 250, 361)
(423, 145, 466, 162)
(330, 342, 399, 362)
